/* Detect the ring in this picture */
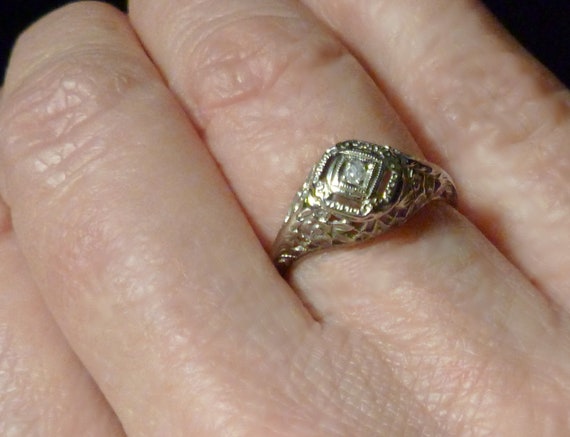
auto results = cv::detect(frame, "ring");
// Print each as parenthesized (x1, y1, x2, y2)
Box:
(271, 140, 457, 274)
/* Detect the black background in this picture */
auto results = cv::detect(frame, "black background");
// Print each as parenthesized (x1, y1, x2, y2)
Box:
(0, 0, 569, 85)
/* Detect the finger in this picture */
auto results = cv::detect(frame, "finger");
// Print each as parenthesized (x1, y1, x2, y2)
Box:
(128, 0, 563, 350)
(0, 217, 123, 435)
(0, 87, 122, 435)
(130, 0, 570, 431)
(300, 0, 570, 305)
(0, 3, 431, 435)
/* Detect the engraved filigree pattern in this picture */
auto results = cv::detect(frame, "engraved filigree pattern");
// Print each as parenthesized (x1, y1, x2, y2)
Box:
(272, 141, 457, 274)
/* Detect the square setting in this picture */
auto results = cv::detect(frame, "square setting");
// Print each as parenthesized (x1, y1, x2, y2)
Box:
(327, 150, 383, 200)
(309, 141, 403, 218)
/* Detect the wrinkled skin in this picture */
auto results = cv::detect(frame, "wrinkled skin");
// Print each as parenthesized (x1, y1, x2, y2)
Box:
(0, 0, 569, 435)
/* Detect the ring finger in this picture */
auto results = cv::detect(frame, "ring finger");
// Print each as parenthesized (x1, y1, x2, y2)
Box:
(130, 0, 570, 430)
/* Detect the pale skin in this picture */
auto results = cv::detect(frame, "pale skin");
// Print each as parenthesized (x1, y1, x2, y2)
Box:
(0, 0, 569, 435)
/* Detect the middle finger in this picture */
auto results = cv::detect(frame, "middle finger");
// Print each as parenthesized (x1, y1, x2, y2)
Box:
(0, 4, 317, 434)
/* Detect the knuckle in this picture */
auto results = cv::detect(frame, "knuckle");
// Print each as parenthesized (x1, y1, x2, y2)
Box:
(180, 12, 347, 115)
(0, 0, 147, 202)
(0, 49, 152, 201)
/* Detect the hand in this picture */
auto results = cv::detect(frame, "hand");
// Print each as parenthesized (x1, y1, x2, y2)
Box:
(0, 1, 569, 435)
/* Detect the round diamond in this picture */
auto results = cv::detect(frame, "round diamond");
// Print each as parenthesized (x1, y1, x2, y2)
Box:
(343, 159, 366, 186)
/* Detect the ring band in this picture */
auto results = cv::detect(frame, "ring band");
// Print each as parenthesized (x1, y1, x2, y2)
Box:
(271, 140, 457, 274)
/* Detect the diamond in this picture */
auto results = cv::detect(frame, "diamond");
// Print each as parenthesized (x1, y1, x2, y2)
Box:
(343, 159, 366, 186)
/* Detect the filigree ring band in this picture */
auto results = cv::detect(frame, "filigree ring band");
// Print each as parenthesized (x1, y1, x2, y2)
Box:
(271, 140, 457, 274)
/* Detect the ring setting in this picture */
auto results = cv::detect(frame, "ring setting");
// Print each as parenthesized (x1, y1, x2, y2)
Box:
(272, 140, 457, 274)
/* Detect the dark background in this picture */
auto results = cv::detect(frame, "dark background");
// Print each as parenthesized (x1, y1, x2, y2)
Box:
(0, 0, 569, 85)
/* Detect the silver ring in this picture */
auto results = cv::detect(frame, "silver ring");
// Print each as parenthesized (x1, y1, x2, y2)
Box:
(271, 140, 457, 274)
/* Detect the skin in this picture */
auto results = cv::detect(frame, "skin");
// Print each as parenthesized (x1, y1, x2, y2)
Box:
(0, 0, 569, 435)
